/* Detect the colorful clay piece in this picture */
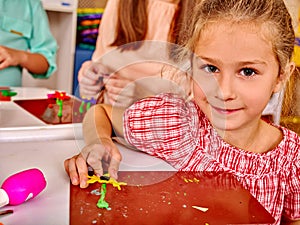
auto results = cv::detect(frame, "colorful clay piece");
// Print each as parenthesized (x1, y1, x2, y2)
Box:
(0, 90, 17, 97)
(47, 91, 71, 101)
(87, 174, 127, 209)
(56, 98, 63, 119)
(97, 184, 109, 209)
(79, 96, 96, 114)
(0, 89, 17, 101)
(100, 175, 110, 181)
(87, 174, 127, 191)
(47, 91, 71, 123)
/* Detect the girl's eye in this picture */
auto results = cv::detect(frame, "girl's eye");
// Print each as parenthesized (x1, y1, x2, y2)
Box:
(202, 64, 219, 74)
(240, 68, 256, 77)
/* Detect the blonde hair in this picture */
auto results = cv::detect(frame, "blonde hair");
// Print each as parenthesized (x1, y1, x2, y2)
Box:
(182, 0, 294, 70)
(171, 0, 297, 123)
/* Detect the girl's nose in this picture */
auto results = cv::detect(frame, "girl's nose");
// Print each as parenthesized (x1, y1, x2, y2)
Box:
(215, 73, 237, 101)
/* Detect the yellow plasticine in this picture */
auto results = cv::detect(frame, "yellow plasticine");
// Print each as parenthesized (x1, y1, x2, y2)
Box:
(193, 178, 200, 183)
(87, 174, 127, 191)
(183, 177, 201, 183)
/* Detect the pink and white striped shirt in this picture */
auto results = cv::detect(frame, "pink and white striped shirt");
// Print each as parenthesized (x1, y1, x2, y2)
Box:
(123, 93, 300, 225)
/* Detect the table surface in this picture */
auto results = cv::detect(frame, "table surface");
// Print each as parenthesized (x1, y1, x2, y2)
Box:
(0, 87, 275, 224)
(1, 87, 50, 127)
(0, 140, 175, 225)
(0, 140, 274, 225)
(0, 87, 83, 142)
(70, 171, 274, 225)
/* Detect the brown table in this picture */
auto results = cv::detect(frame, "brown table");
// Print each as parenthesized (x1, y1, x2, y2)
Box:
(70, 171, 274, 225)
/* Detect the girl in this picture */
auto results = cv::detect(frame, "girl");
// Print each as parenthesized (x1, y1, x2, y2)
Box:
(65, 0, 300, 224)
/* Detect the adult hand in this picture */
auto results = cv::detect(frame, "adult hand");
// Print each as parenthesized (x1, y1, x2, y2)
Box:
(78, 60, 109, 98)
(0, 46, 23, 69)
(64, 140, 122, 188)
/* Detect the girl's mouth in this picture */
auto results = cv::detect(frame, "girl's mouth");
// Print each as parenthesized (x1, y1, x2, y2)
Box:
(211, 106, 242, 115)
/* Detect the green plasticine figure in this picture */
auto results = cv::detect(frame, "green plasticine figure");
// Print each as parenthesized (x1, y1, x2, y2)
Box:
(0, 90, 17, 97)
(97, 183, 109, 209)
(79, 101, 85, 114)
(87, 174, 127, 209)
(56, 98, 63, 117)
(79, 97, 96, 114)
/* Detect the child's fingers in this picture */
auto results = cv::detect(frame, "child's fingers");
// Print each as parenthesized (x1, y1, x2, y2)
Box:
(85, 150, 104, 178)
(108, 146, 122, 179)
(108, 160, 120, 180)
(64, 157, 78, 184)
(75, 155, 89, 188)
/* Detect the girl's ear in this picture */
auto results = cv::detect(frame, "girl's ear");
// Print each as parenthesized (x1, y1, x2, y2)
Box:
(273, 62, 296, 93)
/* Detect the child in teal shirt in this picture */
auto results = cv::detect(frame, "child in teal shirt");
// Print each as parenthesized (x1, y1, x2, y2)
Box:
(0, 0, 57, 86)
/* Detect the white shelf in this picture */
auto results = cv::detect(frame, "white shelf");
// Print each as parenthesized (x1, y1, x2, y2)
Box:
(41, 0, 76, 12)
(42, 4, 75, 13)
(23, 0, 78, 94)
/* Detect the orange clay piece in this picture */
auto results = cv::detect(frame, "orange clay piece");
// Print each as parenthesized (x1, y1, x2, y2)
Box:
(87, 174, 127, 191)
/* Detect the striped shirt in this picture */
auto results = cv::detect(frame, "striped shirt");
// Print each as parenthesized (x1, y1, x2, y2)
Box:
(123, 93, 300, 225)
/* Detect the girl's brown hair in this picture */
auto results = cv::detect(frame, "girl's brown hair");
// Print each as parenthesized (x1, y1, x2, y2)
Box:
(110, 0, 198, 51)
(110, 0, 148, 50)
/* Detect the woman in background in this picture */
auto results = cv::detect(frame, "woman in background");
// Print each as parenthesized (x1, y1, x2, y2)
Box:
(78, 0, 195, 106)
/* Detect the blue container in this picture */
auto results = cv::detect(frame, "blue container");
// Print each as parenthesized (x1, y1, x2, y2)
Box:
(73, 47, 94, 96)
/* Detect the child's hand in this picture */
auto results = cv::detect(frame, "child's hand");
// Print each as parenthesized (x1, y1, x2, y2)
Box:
(81, 141, 122, 179)
(64, 139, 122, 188)
(78, 61, 109, 98)
(64, 153, 90, 188)
(0, 46, 23, 69)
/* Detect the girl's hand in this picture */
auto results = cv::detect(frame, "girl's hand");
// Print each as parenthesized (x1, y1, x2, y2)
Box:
(78, 61, 109, 98)
(64, 153, 89, 188)
(64, 140, 122, 188)
(81, 140, 122, 179)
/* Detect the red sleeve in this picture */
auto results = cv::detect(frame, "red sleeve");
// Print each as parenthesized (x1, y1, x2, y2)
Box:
(283, 145, 300, 220)
(123, 93, 200, 169)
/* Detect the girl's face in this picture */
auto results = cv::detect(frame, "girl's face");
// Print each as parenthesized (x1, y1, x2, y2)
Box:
(192, 22, 285, 132)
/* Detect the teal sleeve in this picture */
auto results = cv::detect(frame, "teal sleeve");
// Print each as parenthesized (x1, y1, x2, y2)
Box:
(29, 0, 58, 78)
